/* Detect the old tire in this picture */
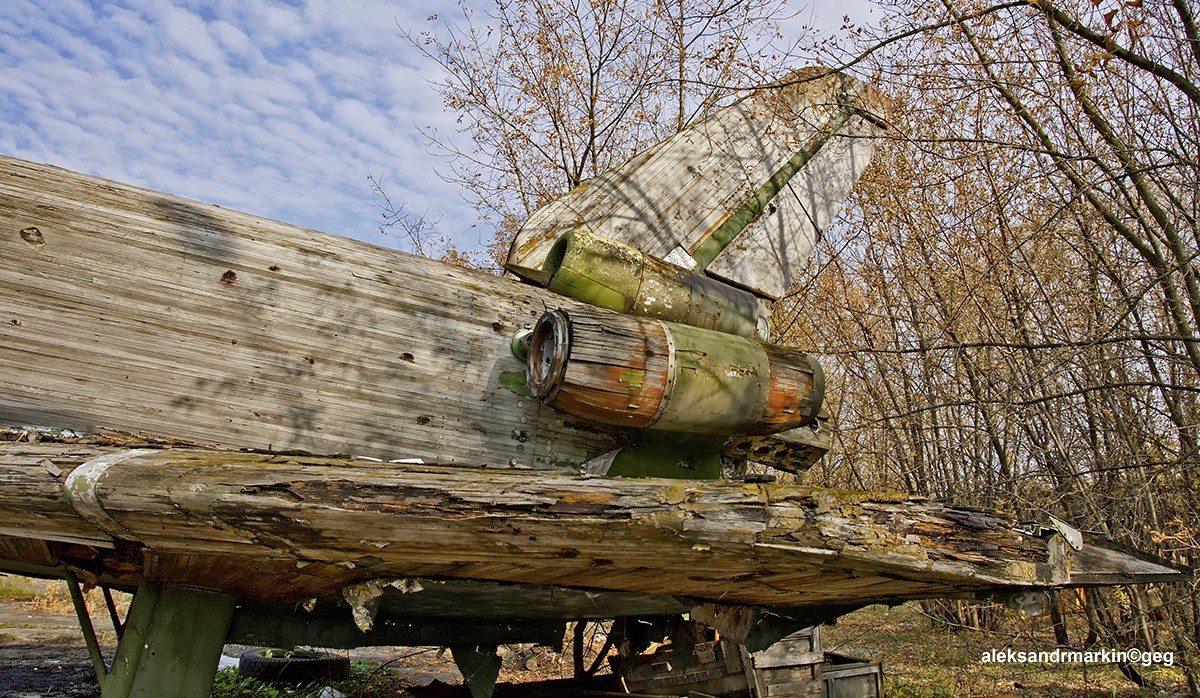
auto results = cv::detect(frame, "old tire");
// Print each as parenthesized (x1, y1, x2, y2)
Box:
(238, 648, 351, 684)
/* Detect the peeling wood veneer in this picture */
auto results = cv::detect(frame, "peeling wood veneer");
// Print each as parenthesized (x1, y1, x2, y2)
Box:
(0, 443, 1183, 608)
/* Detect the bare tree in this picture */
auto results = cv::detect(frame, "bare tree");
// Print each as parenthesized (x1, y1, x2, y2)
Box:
(397, 0, 1198, 689)
(404, 0, 806, 264)
(778, 0, 1199, 691)
(369, 172, 487, 268)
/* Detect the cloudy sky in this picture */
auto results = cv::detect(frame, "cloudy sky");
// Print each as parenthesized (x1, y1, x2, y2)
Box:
(0, 0, 871, 254)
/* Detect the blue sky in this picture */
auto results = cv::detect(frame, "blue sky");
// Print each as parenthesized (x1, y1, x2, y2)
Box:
(0, 0, 872, 254)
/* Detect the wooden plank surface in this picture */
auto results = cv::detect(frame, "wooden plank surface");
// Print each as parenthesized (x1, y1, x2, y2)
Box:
(0, 155, 603, 467)
(0, 154, 826, 473)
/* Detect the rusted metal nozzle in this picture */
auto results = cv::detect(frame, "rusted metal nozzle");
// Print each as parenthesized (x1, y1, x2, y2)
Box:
(524, 307, 823, 435)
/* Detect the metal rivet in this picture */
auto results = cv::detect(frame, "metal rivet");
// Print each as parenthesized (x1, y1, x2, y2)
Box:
(510, 329, 532, 361)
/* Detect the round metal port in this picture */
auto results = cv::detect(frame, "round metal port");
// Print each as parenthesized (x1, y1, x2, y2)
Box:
(525, 310, 571, 401)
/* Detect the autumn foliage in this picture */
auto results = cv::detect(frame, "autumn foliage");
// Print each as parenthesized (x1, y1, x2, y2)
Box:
(782, 0, 1199, 692)
(412, 0, 1198, 693)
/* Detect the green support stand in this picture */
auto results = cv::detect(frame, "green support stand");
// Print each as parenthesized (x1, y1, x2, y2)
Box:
(67, 575, 236, 698)
(450, 644, 502, 698)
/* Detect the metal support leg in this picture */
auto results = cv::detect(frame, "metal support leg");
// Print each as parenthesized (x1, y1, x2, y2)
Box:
(451, 644, 501, 698)
(67, 578, 236, 698)
(102, 587, 125, 641)
(64, 572, 109, 684)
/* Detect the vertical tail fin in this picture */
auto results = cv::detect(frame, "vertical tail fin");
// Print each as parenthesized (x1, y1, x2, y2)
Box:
(506, 67, 888, 300)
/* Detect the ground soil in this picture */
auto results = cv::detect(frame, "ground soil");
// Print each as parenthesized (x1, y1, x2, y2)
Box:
(0, 575, 1189, 697)
(821, 603, 1185, 698)
(0, 575, 570, 698)
(0, 598, 105, 698)
(0, 644, 101, 698)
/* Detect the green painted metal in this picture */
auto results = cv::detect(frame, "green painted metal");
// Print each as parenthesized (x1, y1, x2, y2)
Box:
(451, 645, 502, 698)
(544, 230, 768, 338)
(99, 583, 235, 698)
(652, 321, 770, 434)
(508, 329, 532, 361)
(690, 99, 863, 270)
(102, 587, 125, 641)
(608, 432, 725, 479)
(525, 307, 821, 437)
(65, 571, 110, 688)
(544, 230, 642, 312)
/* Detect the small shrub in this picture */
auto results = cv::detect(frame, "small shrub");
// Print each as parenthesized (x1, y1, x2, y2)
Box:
(211, 667, 286, 697)
(210, 662, 398, 698)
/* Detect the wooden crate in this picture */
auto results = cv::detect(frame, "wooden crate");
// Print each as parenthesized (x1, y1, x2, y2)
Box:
(615, 626, 882, 698)
(822, 651, 883, 698)
(746, 627, 824, 697)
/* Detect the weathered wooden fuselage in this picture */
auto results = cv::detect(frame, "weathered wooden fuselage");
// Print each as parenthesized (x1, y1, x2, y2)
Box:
(0, 67, 1186, 664)
(0, 154, 1184, 640)
(0, 156, 823, 476)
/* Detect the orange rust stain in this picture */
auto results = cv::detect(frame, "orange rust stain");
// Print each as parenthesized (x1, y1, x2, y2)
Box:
(756, 365, 814, 433)
(553, 387, 663, 427)
(687, 210, 733, 254)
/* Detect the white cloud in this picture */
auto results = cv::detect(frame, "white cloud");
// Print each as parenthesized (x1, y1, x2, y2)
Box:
(333, 98, 378, 134)
(255, 5, 310, 46)
(0, 0, 477, 252)
(103, 5, 155, 40)
(0, 0, 876, 255)
(209, 20, 263, 67)
(162, 7, 224, 66)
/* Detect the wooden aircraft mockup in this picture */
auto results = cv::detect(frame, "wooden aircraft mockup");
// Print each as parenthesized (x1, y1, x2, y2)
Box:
(0, 69, 1185, 698)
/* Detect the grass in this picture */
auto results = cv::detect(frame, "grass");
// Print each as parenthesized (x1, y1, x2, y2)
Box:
(0, 586, 37, 602)
(44, 633, 87, 645)
(20, 580, 131, 616)
(210, 661, 413, 698)
(0, 575, 39, 602)
(821, 603, 1186, 698)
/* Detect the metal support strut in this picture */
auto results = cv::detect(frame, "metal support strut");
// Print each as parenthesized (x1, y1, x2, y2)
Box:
(65, 574, 236, 698)
(451, 644, 502, 698)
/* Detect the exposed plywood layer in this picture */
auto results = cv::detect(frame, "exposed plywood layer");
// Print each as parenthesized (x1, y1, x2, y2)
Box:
(0, 444, 1183, 610)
